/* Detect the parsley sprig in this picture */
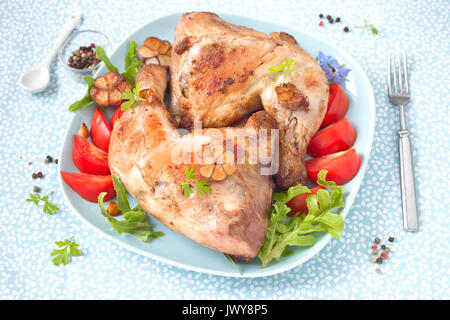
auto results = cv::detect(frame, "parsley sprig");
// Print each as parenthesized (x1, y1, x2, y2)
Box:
(355, 19, 378, 35)
(50, 237, 82, 266)
(267, 57, 299, 83)
(26, 192, 59, 215)
(120, 82, 145, 111)
(180, 167, 211, 197)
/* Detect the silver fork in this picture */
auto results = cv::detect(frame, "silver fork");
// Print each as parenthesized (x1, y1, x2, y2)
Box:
(387, 49, 419, 232)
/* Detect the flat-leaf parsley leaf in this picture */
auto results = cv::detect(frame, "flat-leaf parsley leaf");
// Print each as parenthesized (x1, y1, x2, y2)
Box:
(50, 237, 82, 266)
(121, 82, 146, 111)
(180, 167, 211, 197)
(26, 192, 59, 215)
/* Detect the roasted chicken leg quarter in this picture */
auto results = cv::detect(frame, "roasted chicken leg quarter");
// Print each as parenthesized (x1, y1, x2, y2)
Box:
(170, 12, 329, 189)
(108, 64, 273, 260)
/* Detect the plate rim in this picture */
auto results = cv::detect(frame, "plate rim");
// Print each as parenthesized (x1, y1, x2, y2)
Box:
(58, 11, 376, 278)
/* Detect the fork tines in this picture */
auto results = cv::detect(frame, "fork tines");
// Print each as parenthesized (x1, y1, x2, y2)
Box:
(388, 49, 410, 95)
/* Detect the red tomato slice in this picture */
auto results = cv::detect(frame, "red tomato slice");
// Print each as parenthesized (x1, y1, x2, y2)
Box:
(60, 171, 116, 203)
(307, 118, 357, 157)
(287, 186, 326, 216)
(110, 107, 124, 129)
(72, 134, 110, 175)
(306, 148, 361, 185)
(321, 82, 350, 128)
(91, 108, 112, 152)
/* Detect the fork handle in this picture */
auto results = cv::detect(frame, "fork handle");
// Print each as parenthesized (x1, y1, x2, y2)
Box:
(398, 129, 419, 231)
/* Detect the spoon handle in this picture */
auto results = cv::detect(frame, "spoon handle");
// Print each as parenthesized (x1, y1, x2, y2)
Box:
(42, 13, 82, 69)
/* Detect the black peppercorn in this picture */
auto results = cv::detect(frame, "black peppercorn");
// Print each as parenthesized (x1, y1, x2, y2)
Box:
(33, 186, 41, 193)
(326, 15, 331, 20)
(376, 257, 383, 264)
(55, 159, 59, 164)
(388, 237, 394, 242)
(319, 14, 323, 18)
(381, 244, 386, 250)
(329, 18, 334, 24)
(336, 17, 341, 22)
(343, 27, 349, 32)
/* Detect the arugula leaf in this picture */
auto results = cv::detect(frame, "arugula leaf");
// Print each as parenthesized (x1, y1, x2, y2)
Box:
(98, 192, 164, 242)
(120, 82, 146, 111)
(26, 192, 59, 215)
(50, 237, 82, 266)
(267, 57, 299, 83)
(122, 40, 143, 87)
(112, 175, 131, 212)
(68, 76, 96, 112)
(180, 167, 211, 198)
(257, 170, 345, 267)
(95, 45, 119, 73)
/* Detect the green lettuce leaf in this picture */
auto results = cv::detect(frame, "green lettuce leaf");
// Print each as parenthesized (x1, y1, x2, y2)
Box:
(258, 170, 345, 267)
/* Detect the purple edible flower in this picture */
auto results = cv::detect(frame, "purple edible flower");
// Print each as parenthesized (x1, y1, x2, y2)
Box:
(317, 51, 351, 85)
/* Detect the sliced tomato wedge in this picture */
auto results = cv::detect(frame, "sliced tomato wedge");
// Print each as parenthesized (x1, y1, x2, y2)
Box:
(110, 106, 124, 129)
(307, 118, 357, 157)
(91, 108, 112, 152)
(306, 148, 361, 185)
(321, 82, 350, 128)
(287, 186, 326, 216)
(72, 134, 110, 175)
(60, 171, 116, 203)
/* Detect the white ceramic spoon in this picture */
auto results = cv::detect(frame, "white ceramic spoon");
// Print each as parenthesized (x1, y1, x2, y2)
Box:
(19, 13, 82, 93)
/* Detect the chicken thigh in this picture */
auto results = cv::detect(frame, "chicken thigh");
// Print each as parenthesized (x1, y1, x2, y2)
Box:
(169, 12, 329, 189)
(109, 64, 274, 260)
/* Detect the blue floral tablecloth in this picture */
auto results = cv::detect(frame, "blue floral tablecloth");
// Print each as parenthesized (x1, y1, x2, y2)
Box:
(1, 0, 449, 299)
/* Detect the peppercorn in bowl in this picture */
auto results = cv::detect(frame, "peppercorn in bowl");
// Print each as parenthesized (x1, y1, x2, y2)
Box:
(58, 30, 110, 83)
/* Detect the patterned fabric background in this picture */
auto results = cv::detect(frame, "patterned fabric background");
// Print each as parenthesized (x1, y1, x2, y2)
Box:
(0, 0, 448, 299)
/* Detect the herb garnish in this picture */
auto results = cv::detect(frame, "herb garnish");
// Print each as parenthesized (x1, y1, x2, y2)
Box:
(68, 75, 96, 112)
(355, 19, 378, 35)
(267, 57, 299, 84)
(69, 41, 142, 112)
(257, 170, 345, 267)
(98, 176, 164, 242)
(180, 167, 211, 197)
(26, 191, 59, 215)
(50, 237, 82, 266)
(120, 82, 146, 111)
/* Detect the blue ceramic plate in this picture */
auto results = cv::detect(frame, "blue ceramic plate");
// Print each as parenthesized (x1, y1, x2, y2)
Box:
(59, 13, 375, 277)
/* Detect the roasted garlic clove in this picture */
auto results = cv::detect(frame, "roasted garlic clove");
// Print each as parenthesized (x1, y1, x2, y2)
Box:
(138, 36, 172, 68)
(198, 146, 237, 181)
(269, 32, 297, 45)
(275, 82, 309, 110)
(90, 72, 131, 107)
(78, 123, 89, 138)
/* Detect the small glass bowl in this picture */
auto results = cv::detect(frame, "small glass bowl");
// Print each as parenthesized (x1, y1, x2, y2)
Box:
(59, 30, 110, 83)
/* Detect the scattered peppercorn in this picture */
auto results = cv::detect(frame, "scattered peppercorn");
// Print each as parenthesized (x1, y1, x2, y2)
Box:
(55, 159, 59, 164)
(46, 155, 53, 163)
(375, 268, 382, 274)
(343, 27, 350, 32)
(370, 256, 377, 262)
(374, 237, 380, 244)
(69, 45, 99, 69)
(319, 13, 323, 18)
(319, 21, 324, 27)
(33, 186, 41, 193)
(372, 249, 378, 255)
(336, 17, 341, 22)
(388, 237, 394, 242)
(381, 244, 386, 250)
(36, 172, 43, 178)
(328, 18, 334, 24)
(385, 247, 390, 253)
(326, 15, 331, 20)
(376, 257, 383, 264)
(32, 173, 37, 179)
